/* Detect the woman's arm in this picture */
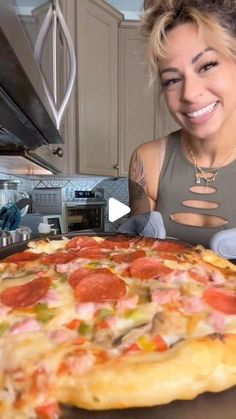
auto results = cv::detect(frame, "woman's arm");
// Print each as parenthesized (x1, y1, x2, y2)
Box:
(128, 139, 166, 215)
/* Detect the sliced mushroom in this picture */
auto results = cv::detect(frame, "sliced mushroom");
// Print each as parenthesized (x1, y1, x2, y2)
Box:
(112, 322, 150, 347)
(93, 328, 114, 348)
(112, 310, 165, 347)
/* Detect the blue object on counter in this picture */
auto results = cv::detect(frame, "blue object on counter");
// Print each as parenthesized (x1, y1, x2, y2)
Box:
(0, 203, 21, 231)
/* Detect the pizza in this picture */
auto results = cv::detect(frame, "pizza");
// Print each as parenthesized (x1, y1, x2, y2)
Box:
(0, 234, 236, 418)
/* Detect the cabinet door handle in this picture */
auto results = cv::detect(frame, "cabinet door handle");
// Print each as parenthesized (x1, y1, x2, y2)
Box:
(34, 0, 76, 130)
(52, 146, 64, 157)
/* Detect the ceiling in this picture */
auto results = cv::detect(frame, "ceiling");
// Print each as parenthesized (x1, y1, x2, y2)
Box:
(16, 0, 143, 19)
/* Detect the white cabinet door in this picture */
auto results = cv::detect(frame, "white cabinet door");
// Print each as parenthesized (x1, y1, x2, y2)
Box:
(119, 23, 156, 176)
(77, 0, 123, 176)
(119, 22, 179, 177)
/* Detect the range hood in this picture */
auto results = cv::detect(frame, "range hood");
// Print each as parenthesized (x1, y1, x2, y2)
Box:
(0, 0, 75, 174)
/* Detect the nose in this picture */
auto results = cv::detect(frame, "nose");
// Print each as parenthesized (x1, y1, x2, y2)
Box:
(181, 74, 203, 103)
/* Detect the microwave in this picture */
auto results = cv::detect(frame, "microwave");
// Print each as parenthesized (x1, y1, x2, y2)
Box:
(66, 203, 105, 234)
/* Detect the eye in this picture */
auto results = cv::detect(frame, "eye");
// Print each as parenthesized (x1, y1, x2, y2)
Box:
(161, 78, 181, 89)
(199, 61, 218, 72)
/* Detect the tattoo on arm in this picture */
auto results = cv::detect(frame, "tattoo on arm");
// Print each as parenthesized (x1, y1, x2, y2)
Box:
(129, 150, 150, 215)
(129, 150, 146, 188)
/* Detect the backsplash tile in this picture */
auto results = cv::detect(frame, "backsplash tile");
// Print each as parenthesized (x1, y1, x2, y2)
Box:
(0, 173, 129, 233)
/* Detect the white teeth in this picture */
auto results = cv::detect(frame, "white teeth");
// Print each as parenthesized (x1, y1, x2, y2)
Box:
(186, 102, 217, 118)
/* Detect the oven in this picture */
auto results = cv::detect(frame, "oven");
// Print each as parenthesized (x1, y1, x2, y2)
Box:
(31, 187, 106, 234)
(66, 202, 105, 233)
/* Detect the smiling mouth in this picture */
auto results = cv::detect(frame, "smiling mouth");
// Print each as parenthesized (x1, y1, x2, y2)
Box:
(185, 101, 218, 118)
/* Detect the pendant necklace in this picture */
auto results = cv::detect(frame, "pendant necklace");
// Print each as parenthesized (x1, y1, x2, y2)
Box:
(188, 144, 236, 185)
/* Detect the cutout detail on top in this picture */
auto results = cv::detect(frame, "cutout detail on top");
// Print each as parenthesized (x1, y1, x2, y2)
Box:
(182, 200, 219, 209)
(189, 185, 216, 194)
(170, 212, 228, 228)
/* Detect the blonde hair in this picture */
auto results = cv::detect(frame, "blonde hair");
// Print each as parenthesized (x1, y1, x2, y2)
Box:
(141, 0, 236, 80)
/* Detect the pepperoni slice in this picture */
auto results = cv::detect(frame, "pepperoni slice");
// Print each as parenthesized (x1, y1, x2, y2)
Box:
(69, 268, 112, 288)
(69, 268, 91, 288)
(0, 276, 51, 308)
(65, 236, 100, 250)
(74, 247, 109, 260)
(134, 237, 158, 248)
(203, 287, 236, 314)
(153, 241, 188, 253)
(41, 252, 76, 265)
(130, 257, 172, 280)
(101, 236, 131, 250)
(5, 252, 41, 263)
(74, 271, 126, 302)
(110, 250, 146, 263)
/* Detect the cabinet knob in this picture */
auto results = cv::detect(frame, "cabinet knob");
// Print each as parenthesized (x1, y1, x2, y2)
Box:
(52, 146, 64, 157)
(113, 163, 119, 170)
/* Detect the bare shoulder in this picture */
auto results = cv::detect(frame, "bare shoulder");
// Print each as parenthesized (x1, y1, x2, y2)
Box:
(129, 137, 167, 176)
(132, 137, 167, 157)
(128, 137, 168, 214)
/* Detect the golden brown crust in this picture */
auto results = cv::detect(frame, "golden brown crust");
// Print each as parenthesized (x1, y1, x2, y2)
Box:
(1, 236, 236, 417)
(55, 334, 236, 410)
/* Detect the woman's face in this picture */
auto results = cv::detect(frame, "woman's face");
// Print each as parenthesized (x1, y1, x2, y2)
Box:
(158, 22, 236, 138)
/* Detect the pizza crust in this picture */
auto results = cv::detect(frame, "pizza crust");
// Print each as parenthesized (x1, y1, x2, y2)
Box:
(55, 334, 236, 410)
(1, 236, 236, 416)
(201, 250, 236, 270)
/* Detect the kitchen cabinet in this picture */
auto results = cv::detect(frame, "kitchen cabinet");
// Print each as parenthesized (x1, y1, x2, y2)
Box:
(76, 0, 123, 176)
(60, 1, 178, 177)
(118, 21, 179, 176)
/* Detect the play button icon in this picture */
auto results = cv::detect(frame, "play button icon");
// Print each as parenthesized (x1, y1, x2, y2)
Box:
(108, 198, 131, 222)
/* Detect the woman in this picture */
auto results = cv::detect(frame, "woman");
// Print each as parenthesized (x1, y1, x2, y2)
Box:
(126, 0, 236, 255)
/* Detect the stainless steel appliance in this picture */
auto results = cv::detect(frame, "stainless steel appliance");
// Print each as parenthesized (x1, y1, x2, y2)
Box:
(31, 187, 106, 234)
(31, 187, 63, 215)
(66, 202, 105, 233)
(66, 189, 106, 233)
(0, 0, 75, 174)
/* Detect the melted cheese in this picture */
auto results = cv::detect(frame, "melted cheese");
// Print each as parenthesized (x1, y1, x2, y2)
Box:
(0, 236, 236, 417)
(27, 238, 68, 254)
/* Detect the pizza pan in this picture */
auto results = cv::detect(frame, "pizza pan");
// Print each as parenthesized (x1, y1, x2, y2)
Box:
(1, 233, 236, 418)
(0, 232, 182, 260)
(61, 385, 236, 419)
(0, 232, 115, 259)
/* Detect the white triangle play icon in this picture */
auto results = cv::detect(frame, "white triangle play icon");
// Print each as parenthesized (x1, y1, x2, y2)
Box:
(108, 198, 131, 222)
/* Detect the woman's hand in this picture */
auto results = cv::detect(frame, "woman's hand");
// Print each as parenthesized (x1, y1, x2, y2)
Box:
(117, 211, 166, 239)
(210, 228, 236, 259)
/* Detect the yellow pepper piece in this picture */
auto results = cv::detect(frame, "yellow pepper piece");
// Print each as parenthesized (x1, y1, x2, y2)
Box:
(138, 335, 156, 352)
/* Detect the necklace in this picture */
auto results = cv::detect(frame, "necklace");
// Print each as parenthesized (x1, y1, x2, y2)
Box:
(188, 144, 236, 185)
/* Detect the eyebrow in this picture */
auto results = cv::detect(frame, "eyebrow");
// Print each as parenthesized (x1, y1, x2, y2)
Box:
(191, 47, 213, 64)
(159, 47, 214, 76)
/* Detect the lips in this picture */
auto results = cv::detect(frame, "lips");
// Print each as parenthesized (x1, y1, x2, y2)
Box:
(185, 101, 218, 119)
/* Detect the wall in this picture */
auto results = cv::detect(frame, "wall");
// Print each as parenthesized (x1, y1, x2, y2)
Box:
(0, 173, 129, 233)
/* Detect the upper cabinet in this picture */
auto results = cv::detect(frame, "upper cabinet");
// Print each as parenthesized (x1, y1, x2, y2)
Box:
(118, 21, 179, 176)
(118, 21, 156, 176)
(76, 0, 123, 176)
(60, 0, 178, 176)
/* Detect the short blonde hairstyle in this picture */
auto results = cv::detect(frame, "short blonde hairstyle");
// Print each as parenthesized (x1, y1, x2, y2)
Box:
(141, 0, 236, 80)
